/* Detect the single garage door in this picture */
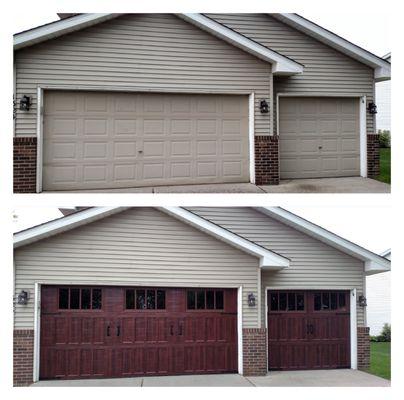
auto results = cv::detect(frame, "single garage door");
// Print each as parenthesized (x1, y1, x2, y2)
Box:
(279, 97, 360, 179)
(40, 286, 238, 380)
(43, 91, 249, 191)
(267, 290, 350, 370)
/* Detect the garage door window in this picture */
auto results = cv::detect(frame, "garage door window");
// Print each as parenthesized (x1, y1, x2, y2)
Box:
(125, 288, 166, 310)
(313, 291, 348, 311)
(269, 291, 305, 312)
(58, 287, 102, 310)
(187, 289, 224, 310)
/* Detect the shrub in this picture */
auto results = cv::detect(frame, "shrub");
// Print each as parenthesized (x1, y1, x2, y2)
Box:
(378, 130, 391, 148)
(380, 323, 391, 342)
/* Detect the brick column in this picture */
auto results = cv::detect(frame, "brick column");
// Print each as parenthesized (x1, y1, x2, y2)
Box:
(367, 134, 380, 178)
(255, 135, 279, 185)
(13, 329, 34, 386)
(357, 326, 370, 370)
(242, 328, 267, 376)
(13, 137, 37, 193)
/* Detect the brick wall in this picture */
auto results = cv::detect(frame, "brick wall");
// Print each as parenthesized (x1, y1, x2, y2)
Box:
(357, 326, 370, 370)
(367, 134, 380, 178)
(242, 328, 267, 376)
(255, 135, 279, 185)
(13, 329, 34, 386)
(13, 137, 37, 193)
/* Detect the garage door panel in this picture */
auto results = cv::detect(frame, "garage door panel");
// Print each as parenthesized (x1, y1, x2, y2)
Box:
(44, 91, 249, 190)
(280, 97, 359, 179)
(40, 286, 237, 379)
(267, 291, 350, 371)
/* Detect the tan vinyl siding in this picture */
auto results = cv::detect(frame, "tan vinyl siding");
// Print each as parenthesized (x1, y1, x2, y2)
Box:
(14, 208, 259, 329)
(14, 13, 271, 137)
(187, 207, 366, 327)
(208, 14, 375, 133)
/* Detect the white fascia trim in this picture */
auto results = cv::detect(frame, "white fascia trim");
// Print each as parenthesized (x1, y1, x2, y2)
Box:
(256, 207, 390, 273)
(177, 13, 303, 75)
(14, 207, 127, 249)
(159, 207, 289, 270)
(14, 14, 121, 50)
(273, 13, 390, 81)
(380, 248, 391, 258)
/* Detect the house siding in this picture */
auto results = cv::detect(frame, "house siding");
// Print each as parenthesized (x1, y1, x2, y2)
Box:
(13, 208, 259, 329)
(207, 13, 375, 133)
(14, 13, 271, 138)
(187, 207, 366, 327)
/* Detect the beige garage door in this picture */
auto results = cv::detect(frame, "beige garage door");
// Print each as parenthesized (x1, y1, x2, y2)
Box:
(279, 97, 360, 179)
(43, 91, 249, 190)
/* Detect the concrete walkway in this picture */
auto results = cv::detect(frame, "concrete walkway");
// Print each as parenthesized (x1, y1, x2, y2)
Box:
(32, 370, 390, 387)
(47, 177, 390, 194)
(261, 177, 390, 193)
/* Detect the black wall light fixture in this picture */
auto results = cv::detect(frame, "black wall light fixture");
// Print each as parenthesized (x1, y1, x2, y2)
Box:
(248, 293, 256, 307)
(19, 95, 31, 111)
(358, 295, 367, 307)
(260, 99, 269, 114)
(17, 290, 29, 305)
(367, 102, 377, 114)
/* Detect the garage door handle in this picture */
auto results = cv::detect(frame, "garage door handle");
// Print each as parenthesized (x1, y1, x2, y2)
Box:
(116, 326, 120, 337)
(178, 324, 183, 336)
(310, 325, 314, 334)
(318, 146, 323, 150)
(170, 325, 174, 335)
(107, 325, 111, 336)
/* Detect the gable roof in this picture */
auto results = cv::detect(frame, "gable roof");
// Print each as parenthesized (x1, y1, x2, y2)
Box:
(13, 207, 290, 271)
(256, 207, 390, 275)
(271, 13, 390, 81)
(13, 13, 303, 76)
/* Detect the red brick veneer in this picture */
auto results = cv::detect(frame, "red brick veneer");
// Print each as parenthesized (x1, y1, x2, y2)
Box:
(13, 137, 37, 193)
(357, 326, 370, 370)
(13, 329, 34, 386)
(243, 328, 267, 376)
(255, 135, 279, 185)
(367, 134, 380, 178)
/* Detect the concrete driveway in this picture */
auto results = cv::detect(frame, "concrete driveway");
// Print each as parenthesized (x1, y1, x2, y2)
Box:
(48, 177, 390, 194)
(32, 370, 390, 387)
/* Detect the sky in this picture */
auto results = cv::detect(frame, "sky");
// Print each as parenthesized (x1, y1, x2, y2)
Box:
(12, 11, 390, 57)
(13, 206, 391, 255)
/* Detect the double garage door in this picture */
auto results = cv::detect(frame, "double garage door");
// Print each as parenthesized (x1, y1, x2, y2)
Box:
(279, 97, 360, 179)
(267, 290, 351, 370)
(43, 91, 250, 191)
(40, 286, 238, 380)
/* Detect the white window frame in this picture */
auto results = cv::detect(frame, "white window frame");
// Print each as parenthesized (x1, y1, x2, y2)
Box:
(32, 281, 245, 382)
(276, 93, 368, 179)
(264, 286, 358, 370)
(35, 86, 257, 192)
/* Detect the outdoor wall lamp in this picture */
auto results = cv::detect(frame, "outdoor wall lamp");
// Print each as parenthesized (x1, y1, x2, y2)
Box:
(19, 95, 31, 111)
(367, 102, 377, 114)
(248, 293, 256, 307)
(260, 99, 269, 114)
(358, 295, 367, 307)
(17, 290, 29, 305)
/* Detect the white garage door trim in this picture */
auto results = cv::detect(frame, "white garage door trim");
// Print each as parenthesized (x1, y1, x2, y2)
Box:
(36, 86, 256, 192)
(32, 281, 244, 382)
(276, 93, 367, 179)
(264, 286, 358, 370)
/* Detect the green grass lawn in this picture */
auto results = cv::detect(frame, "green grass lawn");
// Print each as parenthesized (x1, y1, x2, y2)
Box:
(375, 148, 391, 184)
(367, 342, 391, 380)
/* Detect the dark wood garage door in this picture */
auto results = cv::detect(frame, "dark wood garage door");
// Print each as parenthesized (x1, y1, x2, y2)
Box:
(40, 286, 238, 380)
(267, 290, 350, 370)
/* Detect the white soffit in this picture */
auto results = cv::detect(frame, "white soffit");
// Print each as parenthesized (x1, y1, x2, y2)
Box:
(14, 14, 122, 50)
(256, 207, 390, 275)
(178, 13, 303, 75)
(272, 13, 391, 81)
